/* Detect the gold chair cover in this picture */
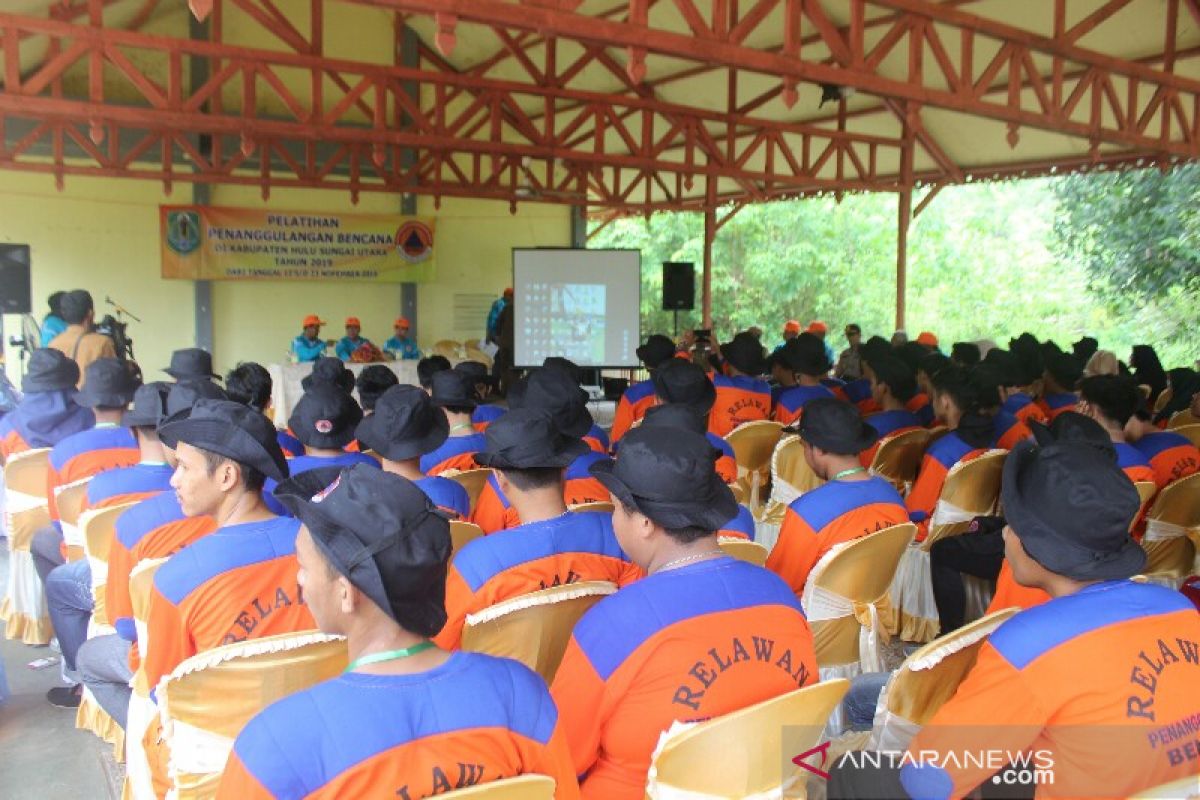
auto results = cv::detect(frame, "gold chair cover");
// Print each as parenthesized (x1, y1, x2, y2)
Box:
(1141, 473, 1200, 586)
(451, 520, 485, 556)
(447, 468, 493, 516)
(124, 558, 167, 800)
(1167, 410, 1199, 430)
(757, 435, 824, 552)
(0, 448, 54, 643)
(462, 581, 616, 685)
(55, 477, 92, 560)
(81, 502, 138, 629)
(569, 501, 615, 514)
(441, 775, 557, 799)
(1153, 388, 1173, 415)
(433, 339, 465, 360)
(1172, 423, 1200, 450)
(646, 679, 850, 800)
(157, 631, 348, 800)
(726, 420, 785, 513)
(869, 429, 931, 495)
(718, 538, 769, 566)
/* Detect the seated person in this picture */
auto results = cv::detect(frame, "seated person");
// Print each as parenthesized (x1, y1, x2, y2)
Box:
(163, 348, 221, 386)
(1126, 401, 1200, 489)
(858, 354, 923, 466)
(291, 315, 327, 363)
(909, 350, 949, 426)
(225, 362, 303, 457)
(766, 398, 908, 596)
(264, 386, 378, 515)
(906, 366, 999, 541)
(301, 356, 355, 395)
(383, 317, 422, 360)
(434, 408, 641, 650)
(551, 425, 817, 800)
(416, 354, 451, 392)
(218, 466, 580, 799)
(974, 364, 1035, 451)
(611, 334, 676, 443)
(649, 359, 738, 483)
(1076, 375, 1155, 484)
(772, 333, 836, 425)
(420, 371, 487, 475)
(355, 385, 470, 519)
(334, 316, 372, 362)
(0, 349, 93, 460)
(709, 332, 771, 437)
(831, 438, 1200, 799)
(455, 361, 504, 431)
(40, 291, 67, 347)
(540, 358, 610, 452)
(354, 364, 399, 415)
(1037, 352, 1082, 421)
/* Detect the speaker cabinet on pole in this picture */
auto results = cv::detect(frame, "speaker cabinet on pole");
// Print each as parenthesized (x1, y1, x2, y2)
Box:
(0, 244, 32, 314)
(662, 262, 695, 311)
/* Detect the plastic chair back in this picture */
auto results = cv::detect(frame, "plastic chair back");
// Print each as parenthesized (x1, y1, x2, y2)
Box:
(1, 448, 53, 643)
(80, 503, 138, 628)
(447, 468, 492, 515)
(451, 520, 485, 555)
(440, 775, 556, 799)
(869, 428, 931, 493)
(718, 539, 769, 565)
(923, 450, 1007, 548)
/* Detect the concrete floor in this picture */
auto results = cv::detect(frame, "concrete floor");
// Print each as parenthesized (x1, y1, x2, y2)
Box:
(0, 540, 120, 800)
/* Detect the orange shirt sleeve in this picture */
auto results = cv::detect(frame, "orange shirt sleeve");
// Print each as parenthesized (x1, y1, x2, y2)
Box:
(905, 454, 948, 541)
(433, 567, 474, 651)
(764, 508, 820, 596)
(142, 583, 194, 696)
(549, 637, 608, 779)
(106, 532, 137, 637)
(216, 752, 275, 800)
(609, 396, 638, 445)
(45, 462, 64, 522)
(472, 485, 515, 535)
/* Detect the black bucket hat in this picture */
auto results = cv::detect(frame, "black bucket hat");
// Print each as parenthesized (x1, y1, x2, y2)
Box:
(652, 359, 716, 413)
(301, 357, 355, 395)
(780, 333, 832, 376)
(722, 331, 767, 376)
(512, 367, 592, 438)
(275, 464, 452, 636)
(797, 397, 878, 455)
(636, 334, 677, 370)
(22, 349, 80, 393)
(1033, 411, 1115, 458)
(159, 380, 229, 428)
(1002, 439, 1144, 581)
(164, 348, 220, 382)
(76, 358, 139, 408)
(542, 356, 583, 385)
(640, 403, 710, 438)
(1046, 352, 1083, 390)
(430, 369, 478, 409)
(159, 398, 289, 481)
(289, 385, 364, 450)
(122, 381, 170, 428)
(474, 407, 588, 470)
(454, 360, 497, 391)
(355, 385, 449, 461)
(591, 425, 738, 531)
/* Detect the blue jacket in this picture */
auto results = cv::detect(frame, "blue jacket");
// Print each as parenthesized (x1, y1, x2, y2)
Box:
(291, 335, 326, 363)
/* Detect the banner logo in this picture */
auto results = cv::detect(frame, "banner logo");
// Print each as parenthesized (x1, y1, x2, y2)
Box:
(165, 210, 201, 255)
(394, 220, 434, 264)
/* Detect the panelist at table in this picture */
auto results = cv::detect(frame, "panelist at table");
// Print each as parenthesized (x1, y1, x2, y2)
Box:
(383, 317, 422, 360)
(291, 314, 328, 363)
(335, 316, 373, 362)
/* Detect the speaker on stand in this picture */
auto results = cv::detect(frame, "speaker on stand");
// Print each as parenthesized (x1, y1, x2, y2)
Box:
(662, 262, 695, 337)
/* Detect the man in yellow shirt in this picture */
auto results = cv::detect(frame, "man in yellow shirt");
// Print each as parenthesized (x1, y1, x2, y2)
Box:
(49, 290, 116, 386)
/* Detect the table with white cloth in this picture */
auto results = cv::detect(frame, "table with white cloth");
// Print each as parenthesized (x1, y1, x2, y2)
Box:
(268, 360, 421, 427)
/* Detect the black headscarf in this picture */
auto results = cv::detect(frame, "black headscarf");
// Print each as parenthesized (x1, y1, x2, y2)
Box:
(1130, 345, 1167, 403)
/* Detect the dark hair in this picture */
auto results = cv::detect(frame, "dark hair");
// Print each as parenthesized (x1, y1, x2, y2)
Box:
(918, 351, 951, 380)
(225, 362, 273, 412)
(417, 355, 452, 389)
(200, 447, 266, 493)
(1045, 353, 1082, 391)
(1009, 334, 1044, 386)
(48, 291, 65, 316)
(355, 365, 399, 412)
(442, 404, 475, 417)
(867, 356, 917, 402)
(617, 499, 711, 543)
(1079, 374, 1140, 427)
(1130, 345, 1167, 402)
(933, 365, 999, 449)
(951, 342, 981, 367)
(502, 466, 563, 492)
(1158, 368, 1200, 423)
(61, 289, 94, 325)
(845, 323, 861, 335)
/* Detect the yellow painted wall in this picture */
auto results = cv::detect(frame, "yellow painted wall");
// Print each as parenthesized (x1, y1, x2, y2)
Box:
(1, 172, 570, 387)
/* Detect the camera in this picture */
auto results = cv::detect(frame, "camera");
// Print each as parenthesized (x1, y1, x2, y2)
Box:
(95, 314, 135, 360)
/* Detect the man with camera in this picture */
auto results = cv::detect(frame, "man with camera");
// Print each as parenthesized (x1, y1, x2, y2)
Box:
(48, 290, 117, 387)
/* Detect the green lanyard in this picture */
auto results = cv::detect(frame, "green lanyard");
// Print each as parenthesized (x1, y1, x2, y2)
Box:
(832, 466, 867, 480)
(344, 641, 436, 673)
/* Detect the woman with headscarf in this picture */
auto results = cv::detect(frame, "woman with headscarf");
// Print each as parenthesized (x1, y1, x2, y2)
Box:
(1130, 344, 1167, 404)
(1155, 367, 1200, 427)
(0, 349, 93, 461)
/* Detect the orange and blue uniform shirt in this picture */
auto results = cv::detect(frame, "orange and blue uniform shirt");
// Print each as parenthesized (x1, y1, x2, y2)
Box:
(46, 423, 139, 524)
(904, 581, 1200, 799)
(906, 392, 936, 427)
(610, 379, 656, 444)
(0, 391, 94, 461)
(717, 505, 757, 541)
(582, 423, 610, 455)
(766, 477, 908, 595)
(1037, 391, 1079, 422)
(85, 462, 173, 511)
(1133, 431, 1200, 489)
(1001, 391, 1048, 426)
(143, 516, 315, 696)
(263, 452, 379, 515)
(415, 476, 470, 520)
(275, 430, 304, 458)
(420, 432, 488, 476)
(987, 559, 1049, 615)
(550, 556, 817, 800)
(708, 374, 772, 437)
(1115, 442, 1156, 486)
(860, 408, 923, 467)
(471, 403, 506, 432)
(471, 452, 616, 535)
(906, 431, 992, 541)
(435, 511, 642, 650)
(993, 409, 1034, 451)
(772, 384, 836, 426)
(217, 652, 581, 800)
(842, 378, 880, 415)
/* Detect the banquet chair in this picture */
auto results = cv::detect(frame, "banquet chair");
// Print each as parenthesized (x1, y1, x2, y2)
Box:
(867, 607, 1019, 753)
(645, 679, 849, 800)
(433, 340, 465, 360)
(464, 345, 495, 369)
(1141, 473, 1200, 588)
(461, 581, 616, 685)
(450, 520, 485, 556)
(156, 632, 348, 800)
(1, 448, 54, 644)
(717, 539, 769, 566)
(446, 468, 492, 515)
(888, 450, 1007, 643)
(569, 500, 615, 514)
(756, 434, 824, 552)
(869, 429, 932, 495)
(1172, 423, 1200, 450)
(124, 558, 168, 800)
(55, 477, 92, 563)
(442, 775, 556, 799)
(725, 420, 784, 513)
(1167, 410, 1199, 430)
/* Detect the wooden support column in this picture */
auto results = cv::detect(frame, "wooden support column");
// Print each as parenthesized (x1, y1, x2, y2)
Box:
(702, 177, 716, 329)
(896, 104, 916, 333)
(190, 8, 213, 353)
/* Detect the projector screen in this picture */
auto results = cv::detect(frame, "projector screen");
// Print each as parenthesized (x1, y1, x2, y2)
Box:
(513, 248, 641, 368)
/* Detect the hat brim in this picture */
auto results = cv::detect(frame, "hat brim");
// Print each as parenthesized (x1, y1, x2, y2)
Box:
(1001, 445, 1146, 581)
(159, 416, 289, 482)
(473, 436, 588, 470)
(164, 368, 221, 381)
(121, 410, 159, 428)
(725, 353, 767, 376)
(589, 458, 739, 531)
(75, 389, 133, 409)
(355, 412, 449, 462)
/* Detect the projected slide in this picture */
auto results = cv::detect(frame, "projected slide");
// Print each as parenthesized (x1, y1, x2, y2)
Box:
(514, 249, 641, 368)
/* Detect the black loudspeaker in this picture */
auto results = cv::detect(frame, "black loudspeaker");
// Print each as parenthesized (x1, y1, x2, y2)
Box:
(662, 261, 695, 311)
(0, 245, 31, 314)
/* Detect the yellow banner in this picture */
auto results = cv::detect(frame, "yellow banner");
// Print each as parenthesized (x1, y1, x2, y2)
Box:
(160, 205, 435, 282)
